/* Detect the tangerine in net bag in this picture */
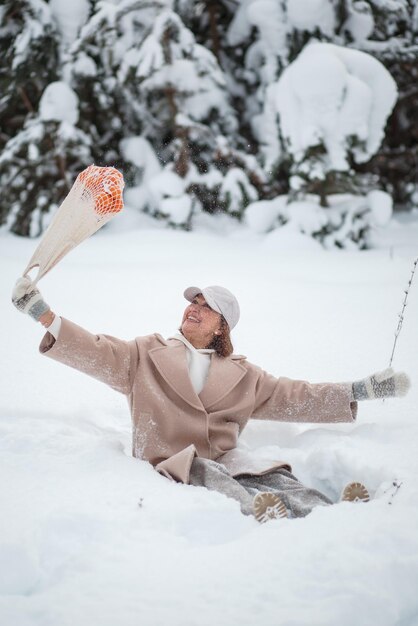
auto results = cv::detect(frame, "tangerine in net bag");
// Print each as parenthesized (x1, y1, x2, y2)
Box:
(23, 165, 125, 283)
(77, 165, 124, 215)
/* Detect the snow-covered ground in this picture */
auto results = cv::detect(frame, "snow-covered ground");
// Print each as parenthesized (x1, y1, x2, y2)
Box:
(1, 212, 418, 626)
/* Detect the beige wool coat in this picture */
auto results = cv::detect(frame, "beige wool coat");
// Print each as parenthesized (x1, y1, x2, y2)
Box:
(40, 319, 357, 483)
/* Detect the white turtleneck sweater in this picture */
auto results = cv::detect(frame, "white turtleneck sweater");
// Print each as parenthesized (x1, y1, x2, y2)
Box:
(167, 332, 214, 395)
(47, 319, 214, 395)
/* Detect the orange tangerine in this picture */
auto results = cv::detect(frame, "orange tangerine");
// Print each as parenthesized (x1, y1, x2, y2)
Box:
(76, 165, 124, 215)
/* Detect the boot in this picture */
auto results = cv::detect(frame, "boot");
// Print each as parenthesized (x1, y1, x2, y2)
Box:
(253, 492, 288, 523)
(340, 482, 370, 503)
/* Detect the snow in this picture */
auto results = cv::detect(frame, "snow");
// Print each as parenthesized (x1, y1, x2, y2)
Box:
(137, 11, 194, 74)
(262, 223, 324, 251)
(342, 2, 375, 43)
(50, 0, 90, 46)
(367, 190, 393, 226)
(247, 2, 286, 56)
(120, 137, 163, 213)
(220, 168, 258, 213)
(329, 44, 398, 159)
(245, 197, 288, 233)
(160, 194, 192, 225)
(414, 3, 418, 33)
(148, 170, 184, 205)
(1, 212, 418, 625)
(259, 42, 397, 172)
(244, 192, 393, 248)
(71, 52, 97, 77)
(128, 10, 233, 127)
(285, 200, 328, 234)
(227, 0, 254, 46)
(120, 136, 161, 178)
(39, 81, 79, 125)
(287, 0, 336, 36)
(11, 0, 57, 76)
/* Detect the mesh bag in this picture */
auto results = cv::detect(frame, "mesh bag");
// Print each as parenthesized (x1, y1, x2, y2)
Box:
(23, 165, 124, 283)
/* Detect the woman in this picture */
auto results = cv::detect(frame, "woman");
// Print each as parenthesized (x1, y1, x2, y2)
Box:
(12, 278, 410, 523)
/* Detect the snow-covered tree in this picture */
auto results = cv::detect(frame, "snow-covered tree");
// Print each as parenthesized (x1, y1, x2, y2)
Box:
(68, 2, 129, 168)
(218, 0, 416, 211)
(244, 189, 393, 250)
(174, 0, 269, 163)
(68, 1, 169, 171)
(118, 9, 262, 224)
(256, 42, 397, 205)
(348, 1, 418, 208)
(1, 0, 414, 241)
(119, 10, 237, 171)
(49, 0, 91, 51)
(224, 0, 341, 135)
(0, 0, 59, 148)
(174, 0, 233, 58)
(0, 82, 93, 237)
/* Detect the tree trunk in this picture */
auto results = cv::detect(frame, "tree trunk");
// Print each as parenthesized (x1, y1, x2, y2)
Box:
(174, 127, 190, 178)
(206, 1, 221, 63)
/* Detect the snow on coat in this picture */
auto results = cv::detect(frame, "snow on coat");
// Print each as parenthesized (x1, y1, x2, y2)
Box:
(40, 319, 357, 483)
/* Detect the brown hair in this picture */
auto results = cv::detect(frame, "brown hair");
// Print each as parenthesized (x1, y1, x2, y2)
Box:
(206, 317, 234, 358)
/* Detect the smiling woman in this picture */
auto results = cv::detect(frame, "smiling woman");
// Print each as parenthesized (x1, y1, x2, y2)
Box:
(181, 288, 235, 357)
(12, 279, 410, 523)
(181, 294, 223, 349)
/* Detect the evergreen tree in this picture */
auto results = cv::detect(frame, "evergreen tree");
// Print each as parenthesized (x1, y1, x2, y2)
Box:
(120, 8, 261, 222)
(348, 0, 418, 207)
(174, 0, 266, 160)
(68, 2, 166, 171)
(218, 0, 417, 210)
(120, 10, 237, 171)
(1, 0, 415, 240)
(0, 0, 59, 149)
(0, 82, 93, 237)
(68, 2, 129, 169)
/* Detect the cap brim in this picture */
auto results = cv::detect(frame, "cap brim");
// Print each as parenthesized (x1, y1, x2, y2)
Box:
(183, 286, 222, 315)
(184, 286, 202, 302)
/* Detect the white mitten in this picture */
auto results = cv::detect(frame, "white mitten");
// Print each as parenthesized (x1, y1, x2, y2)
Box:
(12, 277, 50, 321)
(352, 368, 410, 401)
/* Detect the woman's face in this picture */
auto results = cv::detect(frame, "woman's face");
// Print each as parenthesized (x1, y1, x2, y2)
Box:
(181, 294, 222, 349)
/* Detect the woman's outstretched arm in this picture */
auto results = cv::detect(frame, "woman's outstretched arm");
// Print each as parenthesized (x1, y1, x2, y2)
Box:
(12, 277, 138, 395)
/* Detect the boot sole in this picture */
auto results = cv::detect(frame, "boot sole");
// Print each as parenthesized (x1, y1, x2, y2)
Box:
(253, 492, 288, 523)
(341, 482, 370, 503)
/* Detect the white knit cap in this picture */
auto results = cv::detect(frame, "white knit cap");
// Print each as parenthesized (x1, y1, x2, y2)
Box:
(184, 285, 240, 330)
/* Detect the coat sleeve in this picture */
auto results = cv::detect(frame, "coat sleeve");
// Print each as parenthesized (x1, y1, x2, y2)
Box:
(39, 317, 139, 395)
(250, 365, 357, 423)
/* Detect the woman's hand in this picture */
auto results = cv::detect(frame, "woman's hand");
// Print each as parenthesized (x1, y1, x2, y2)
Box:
(352, 368, 410, 401)
(12, 277, 51, 323)
(39, 310, 56, 328)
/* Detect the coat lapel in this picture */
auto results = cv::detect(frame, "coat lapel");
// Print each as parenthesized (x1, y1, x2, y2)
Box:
(149, 342, 248, 412)
(199, 354, 247, 409)
(148, 343, 204, 412)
